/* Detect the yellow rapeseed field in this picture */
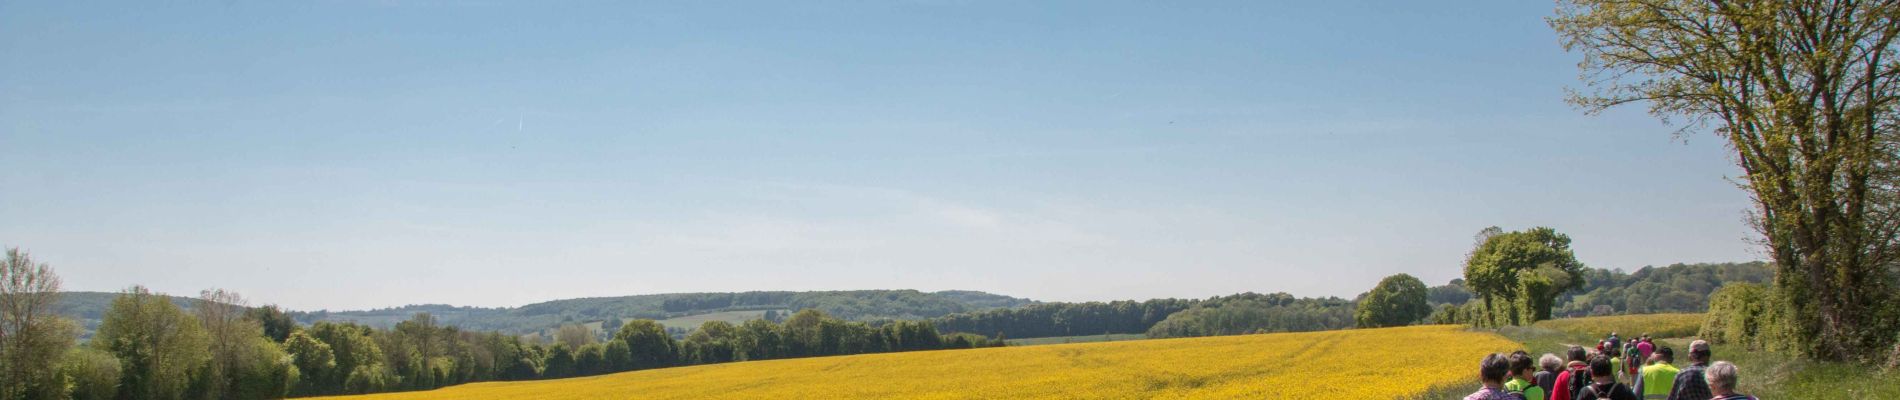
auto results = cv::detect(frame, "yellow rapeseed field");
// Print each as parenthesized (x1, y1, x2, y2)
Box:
(314, 325, 1516, 400)
(1530, 313, 1704, 339)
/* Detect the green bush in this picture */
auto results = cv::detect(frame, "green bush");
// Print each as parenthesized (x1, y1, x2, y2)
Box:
(1702, 283, 1766, 346)
(1701, 282, 1803, 353)
(61, 347, 121, 400)
(1427, 301, 1484, 325)
(343, 365, 392, 394)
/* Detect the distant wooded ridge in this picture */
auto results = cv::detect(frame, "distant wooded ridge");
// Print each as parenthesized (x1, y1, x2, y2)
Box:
(54, 289, 1036, 337)
(52, 261, 1768, 340)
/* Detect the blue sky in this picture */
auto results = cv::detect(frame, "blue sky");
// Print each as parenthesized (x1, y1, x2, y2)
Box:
(0, 1, 1758, 311)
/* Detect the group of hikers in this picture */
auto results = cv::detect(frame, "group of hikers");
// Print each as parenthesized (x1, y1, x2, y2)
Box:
(1464, 332, 1756, 400)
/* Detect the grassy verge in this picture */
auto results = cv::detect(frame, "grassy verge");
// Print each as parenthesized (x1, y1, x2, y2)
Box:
(1492, 314, 1897, 400)
(1530, 313, 1703, 339)
(1695, 341, 1898, 399)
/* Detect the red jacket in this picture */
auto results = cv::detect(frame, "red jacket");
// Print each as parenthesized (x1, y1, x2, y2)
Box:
(1550, 361, 1591, 400)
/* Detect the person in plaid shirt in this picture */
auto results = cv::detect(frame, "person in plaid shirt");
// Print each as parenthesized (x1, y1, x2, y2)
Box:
(1666, 340, 1712, 400)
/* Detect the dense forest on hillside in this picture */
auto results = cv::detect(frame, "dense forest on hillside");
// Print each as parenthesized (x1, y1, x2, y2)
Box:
(1426, 262, 1774, 323)
(1553, 261, 1771, 316)
(930, 292, 1357, 339)
(51, 290, 1032, 338)
(1144, 293, 1354, 338)
(53, 291, 200, 339)
(936, 262, 1769, 341)
(41, 286, 1002, 399)
(293, 290, 1031, 334)
(300, 288, 1026, 333)
(53, 263, 1767, 343)
(930, 298, 1196, 338)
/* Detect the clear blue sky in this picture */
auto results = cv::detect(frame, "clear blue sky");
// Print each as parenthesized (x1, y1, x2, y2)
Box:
(0, 1, 1758, 311)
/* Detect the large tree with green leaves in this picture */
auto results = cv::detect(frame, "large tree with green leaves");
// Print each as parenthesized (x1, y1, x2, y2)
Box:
(93, 286, 211, 400)
(612, 320, 676, 370)
(682, 321, 738, 364)
(1354, 274, 1432, 328)
(196, 288, 260, 400)
(1551, 0, 1900, 361)
(245, 305, 296, 343)
(1, 247, 78, 400)
(386, 313, 448, 390)
(282, 331, 335, 397)
(540, 344, 576, 379)
(305, 321, 388, 395)
(1462, 227, 1585, 326)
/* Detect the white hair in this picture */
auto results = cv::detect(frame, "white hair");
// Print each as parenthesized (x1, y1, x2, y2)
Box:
(1539, 353, 1563, 372)
(1705, 361, 1739, 391)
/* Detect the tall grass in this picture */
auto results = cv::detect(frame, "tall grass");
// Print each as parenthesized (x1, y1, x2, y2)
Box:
(1530, 313, 1703, 339)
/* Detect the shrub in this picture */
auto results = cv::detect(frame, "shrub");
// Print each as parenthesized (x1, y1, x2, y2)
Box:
(1702, 283, 1767, 347)
(61, 347, 121, 400)
(344, 365, 392, 394)
(1700, 283, 1806, 354)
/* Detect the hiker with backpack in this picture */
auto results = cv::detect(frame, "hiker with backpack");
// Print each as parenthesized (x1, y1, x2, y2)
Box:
(1634, 346, 1678, 399)
(1506, 352, 1546, 400)
(1465, 353, 1516, 400)
(1665, 340, 1713, 400)
(1578, 354, 1640, 400)
(1604, 344, 1624, 382)
(1705, 361, 1757, 400)
(1636, 335, 1654, 361)
(1622, 341, 1642, 379)
(1550, 346, 1594, 400)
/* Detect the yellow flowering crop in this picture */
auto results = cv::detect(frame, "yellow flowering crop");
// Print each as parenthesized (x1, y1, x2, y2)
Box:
(312, 325, 1516, 400)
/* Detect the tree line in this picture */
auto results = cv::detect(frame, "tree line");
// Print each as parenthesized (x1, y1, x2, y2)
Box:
(1147, 292, 1355, 338)
(1552, 262, 1772, 317)
(0, 248, 1000, 400)
(281, 289, 1030, 336)
(1421, 261, 1778, 325)
(930, 292, 1364, 340)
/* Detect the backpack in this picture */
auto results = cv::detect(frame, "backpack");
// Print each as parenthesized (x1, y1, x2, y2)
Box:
(1565, 367, 1592, 400)
(1623, 344, 1640, 374)
(1585, 382, 1624, 400)
(1483, 387, 1527, 400)
(1501, 385, 1530, 400)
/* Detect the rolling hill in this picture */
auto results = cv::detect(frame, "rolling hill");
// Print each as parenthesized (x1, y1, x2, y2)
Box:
(55, 289, 1035, 337)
